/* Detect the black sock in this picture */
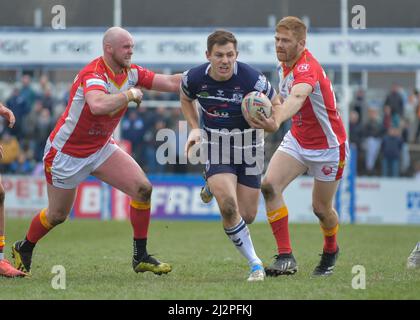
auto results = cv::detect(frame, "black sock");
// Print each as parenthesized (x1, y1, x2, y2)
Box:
(133, 238, 147, 259)
(20, 237, 36, 252)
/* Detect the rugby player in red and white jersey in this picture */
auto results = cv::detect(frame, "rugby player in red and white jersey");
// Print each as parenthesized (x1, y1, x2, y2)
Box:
(0, 103, 26, 277)
(248, 16, 348, 276)
(12, 27, 182, 276)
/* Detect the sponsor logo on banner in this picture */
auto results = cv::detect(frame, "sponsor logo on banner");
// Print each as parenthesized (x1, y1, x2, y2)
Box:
(2, 176, 47, 216)
(407, 192, 420, 223)
(3, 175, 420, 224)
(73, 181, 101, 219)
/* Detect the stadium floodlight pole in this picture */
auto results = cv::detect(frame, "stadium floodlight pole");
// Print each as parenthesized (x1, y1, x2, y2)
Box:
(114, 0, 122, 28)
(337, 0, 355, 223)
(114, 0, 123, 142)
(340, 0, 350, 135)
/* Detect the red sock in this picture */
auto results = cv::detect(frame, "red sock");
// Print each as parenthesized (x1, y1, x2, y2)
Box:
(321, 224, 339, 253)
(26, 209, 54, 244)
(129, 200, 151, 239)
(267, 206, 292, 255)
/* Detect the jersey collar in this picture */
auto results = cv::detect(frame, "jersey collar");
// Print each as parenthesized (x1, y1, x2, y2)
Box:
(282, 48, 308, 78)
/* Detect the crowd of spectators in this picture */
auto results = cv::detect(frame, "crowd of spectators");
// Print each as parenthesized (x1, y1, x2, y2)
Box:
(1, 74, 420, 178)
(349, 85, 420, 178)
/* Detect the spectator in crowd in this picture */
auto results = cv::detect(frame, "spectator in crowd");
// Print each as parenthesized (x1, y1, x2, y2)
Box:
(363, 107, 384, 175)
(349, 110, 363, 149)
(383, 105, 392, 130)
(381, 126, 403, 177)
(400, 118, 411, 175)
(143, 119, 167, 174)
(10, 152, 34, 175)
(39, 74, 52, 93)
(384, 84, 404, 127)
(33, 108, 54, 162)
(121, 109, 146, 164)
(40, 87, 55, 114)
(0, 130, 21, 172)
(171, 108, 188, 173)
(20, 74, 38, 110)
(406, 89, 419, 142)
(349, 110, 364, 170)
(351, 88, 367, 124)
(5, 87, 28, 139)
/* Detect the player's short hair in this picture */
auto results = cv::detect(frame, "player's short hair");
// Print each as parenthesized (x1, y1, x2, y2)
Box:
(207, 30, 237, 53)
(276, 16, 307, 41)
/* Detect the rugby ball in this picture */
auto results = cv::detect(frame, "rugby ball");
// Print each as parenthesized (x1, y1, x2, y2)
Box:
(241, 91, 272, 120)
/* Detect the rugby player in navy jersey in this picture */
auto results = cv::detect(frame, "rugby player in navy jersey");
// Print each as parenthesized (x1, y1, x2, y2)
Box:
(180, 30, 282, 281)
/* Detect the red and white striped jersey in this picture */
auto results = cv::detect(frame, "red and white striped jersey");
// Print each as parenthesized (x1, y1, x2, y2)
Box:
(49, 56, 155, 157)
(278, 49, 347, 149)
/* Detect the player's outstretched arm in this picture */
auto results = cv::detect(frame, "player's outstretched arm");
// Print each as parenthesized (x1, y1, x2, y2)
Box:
(151, 74, 183, 93)
(85, 88, 143, 115)
(0, 103, 15, 128)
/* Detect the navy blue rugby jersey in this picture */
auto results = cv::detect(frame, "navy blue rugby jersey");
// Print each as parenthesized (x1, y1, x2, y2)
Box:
(181, 61, 276, 132)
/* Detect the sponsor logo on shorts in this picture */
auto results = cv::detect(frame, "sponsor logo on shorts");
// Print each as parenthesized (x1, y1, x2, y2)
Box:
(322, 165, 333, 175)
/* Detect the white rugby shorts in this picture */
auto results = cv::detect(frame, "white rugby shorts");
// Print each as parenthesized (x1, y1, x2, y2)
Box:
(277, 131, 349, 181)
(43, 139, 119, 189)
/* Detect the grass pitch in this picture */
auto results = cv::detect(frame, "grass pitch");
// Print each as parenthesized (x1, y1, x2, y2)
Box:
(1, 218, 419, 299)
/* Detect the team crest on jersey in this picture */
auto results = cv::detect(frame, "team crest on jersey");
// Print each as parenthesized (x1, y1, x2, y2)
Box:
(232, 93, 243, 104)
(321, 165, 333, 176)
(217, 90, 224, 96)
(297, 64, 310, 72)
(254, 75, 267, 92)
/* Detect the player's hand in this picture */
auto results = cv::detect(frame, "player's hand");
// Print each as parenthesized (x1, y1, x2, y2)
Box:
(247, 111, 280, 133)
(125, 87, 143, 106)
(0, 103, 15, 128)
(0, 145, 3, 160)
(185, 128, 201, 159)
